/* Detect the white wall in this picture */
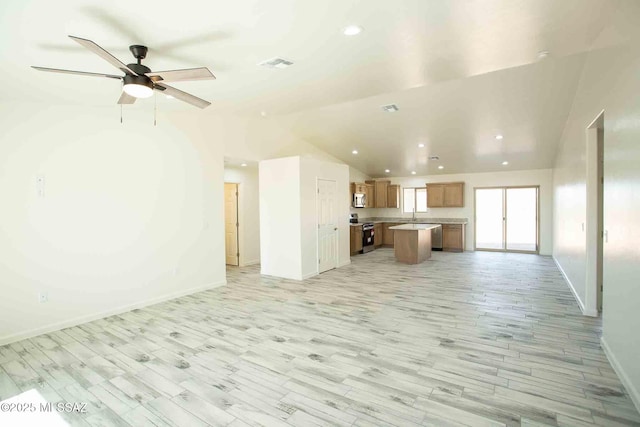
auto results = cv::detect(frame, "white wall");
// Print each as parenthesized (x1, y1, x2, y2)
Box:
(259, 156, 350, 280)
(258, 157, 302, 280)
(553, 39, 640, 410)
(300, 158, 351, 278)
(365, 169, 553, 254)
(0, 104, 226, 344)
(224, 165, 260, 266)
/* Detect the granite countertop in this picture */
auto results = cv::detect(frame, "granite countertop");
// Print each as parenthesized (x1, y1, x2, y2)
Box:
(350, 217, 468, 226)
(389, 223, 441, 231)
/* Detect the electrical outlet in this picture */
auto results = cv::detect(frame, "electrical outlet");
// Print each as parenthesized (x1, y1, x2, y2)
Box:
(38, 292, 48, 303)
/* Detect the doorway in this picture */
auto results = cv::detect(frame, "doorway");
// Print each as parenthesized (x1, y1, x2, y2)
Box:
(317, 179, 338, 273)
(224, 183, 239, 266)
(586, 111, 604, 315)
(474, 186, 539, 253)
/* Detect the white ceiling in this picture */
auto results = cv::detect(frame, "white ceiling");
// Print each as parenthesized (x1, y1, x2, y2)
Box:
(2, 0, 639, 175)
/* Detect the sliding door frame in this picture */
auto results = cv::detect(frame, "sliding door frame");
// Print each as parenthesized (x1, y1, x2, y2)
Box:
(473, 185, 540, 254)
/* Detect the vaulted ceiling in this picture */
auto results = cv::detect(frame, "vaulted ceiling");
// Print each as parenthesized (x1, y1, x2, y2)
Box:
(2, 0, 639, 175)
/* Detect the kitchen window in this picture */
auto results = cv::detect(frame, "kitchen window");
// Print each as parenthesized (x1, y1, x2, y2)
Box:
(403, 187, 428, 213)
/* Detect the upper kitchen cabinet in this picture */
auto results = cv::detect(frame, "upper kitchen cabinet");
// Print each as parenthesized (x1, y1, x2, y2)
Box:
(387, 185, 400, 209)
(367, 180, 390, 208)
(364, 183, 375, 208)
(426, 182, 465, 207)
(350, 183, 367, 194)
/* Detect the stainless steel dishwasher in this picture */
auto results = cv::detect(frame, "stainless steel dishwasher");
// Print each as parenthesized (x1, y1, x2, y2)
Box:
(431, 225, 443, 250)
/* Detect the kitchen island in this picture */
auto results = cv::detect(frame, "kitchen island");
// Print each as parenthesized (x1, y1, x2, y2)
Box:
(389, 224, 442, 264)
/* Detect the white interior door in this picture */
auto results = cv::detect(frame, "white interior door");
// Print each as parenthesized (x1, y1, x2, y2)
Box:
(317, 179, 338, 273)
(224, 183, 239, 266)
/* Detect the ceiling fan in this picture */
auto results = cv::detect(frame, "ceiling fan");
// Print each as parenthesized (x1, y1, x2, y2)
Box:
(32, 35, 215, 108)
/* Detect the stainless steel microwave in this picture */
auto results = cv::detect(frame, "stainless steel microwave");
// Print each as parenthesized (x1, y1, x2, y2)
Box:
(353, 193, 366, 208)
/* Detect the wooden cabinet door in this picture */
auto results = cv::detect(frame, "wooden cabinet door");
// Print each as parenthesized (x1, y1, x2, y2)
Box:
(427, 184, 445, 207)
(375, 181, 389, 208)
(442, 224, 465, 252)
(350, 227, 363, 254)
(383, 223, 398, 246)
(444, 183, 464, 207)
(387, 185, 400, 208)
(365, 184, 375, 208)
(374, 223, 382, 247)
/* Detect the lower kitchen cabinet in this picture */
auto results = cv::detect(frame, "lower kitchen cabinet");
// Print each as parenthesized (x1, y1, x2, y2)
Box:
(374, 223, 383, 247)
(382, 223, 401, 246)
(350, 226, 363, 255)
(442, 224, 465, 252)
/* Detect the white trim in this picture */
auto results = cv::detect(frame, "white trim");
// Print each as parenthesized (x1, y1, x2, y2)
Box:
(601, 336, 640, 413)
(337, 259, 351, 268)
(0, 280, 226, 346)
(301, 271, 318, 280)
(553, 256, 598, 317)
(240, 259, 260, 267)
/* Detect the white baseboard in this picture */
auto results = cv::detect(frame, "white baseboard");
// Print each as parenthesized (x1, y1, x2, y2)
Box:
(553, 256, 598, 317)
(337, 259, 351, 268)
(0, 280, 226, 346)
(240, 259, 260, 267)
(601, 336, 640, 413)
(301, 271, 318, 280)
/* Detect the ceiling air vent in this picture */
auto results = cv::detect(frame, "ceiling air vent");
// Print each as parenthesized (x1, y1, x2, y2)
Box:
(429, 156, 440, 161)
(258, 57, 294, 69)
(382, 104, 399, 112)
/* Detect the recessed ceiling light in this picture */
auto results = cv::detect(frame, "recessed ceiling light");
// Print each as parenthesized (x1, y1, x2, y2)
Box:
(382, 104, 399, 113)
(438, 165, 444, 170)
(495, 134, 504, 140)
(385, 169, 390, 173)
(166, 95, 174, 99)
(502, 161, 509, 166)
(411, 171, 416, 175)
(352, 150, 358, 155)
(241, 163, 247, 167)
(418, 143, 425, 148)
(258, 57, 294, 69)
(343, 25, 363, 36)
(260, 111, 267, 117)
(537, 50, 550, 60)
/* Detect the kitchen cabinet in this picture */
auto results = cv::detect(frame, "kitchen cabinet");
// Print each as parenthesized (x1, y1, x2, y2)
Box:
(365, 184, 375, 208)
(387, 185, 400, 208)
(350, 226, 363, 255)
(382, 222, 401, 246)
(426, 182, 465, 207)
(442, 224, 465, 252)
(350, 182, 367, 195)
(374, 223, 383, 247)
(366, 180, 390, 208)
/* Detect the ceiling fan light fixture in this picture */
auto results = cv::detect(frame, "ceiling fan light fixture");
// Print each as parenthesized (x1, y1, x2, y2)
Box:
(123, 74, 154, 98)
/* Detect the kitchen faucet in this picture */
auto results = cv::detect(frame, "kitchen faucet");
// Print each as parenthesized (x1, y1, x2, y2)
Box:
(412, 208, 416, 222)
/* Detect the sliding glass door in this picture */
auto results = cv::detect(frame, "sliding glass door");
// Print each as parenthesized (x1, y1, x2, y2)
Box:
(474, 186, 539, 253)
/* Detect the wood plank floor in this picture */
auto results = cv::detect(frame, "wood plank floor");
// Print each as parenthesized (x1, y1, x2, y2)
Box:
(1, 250, 639, 426)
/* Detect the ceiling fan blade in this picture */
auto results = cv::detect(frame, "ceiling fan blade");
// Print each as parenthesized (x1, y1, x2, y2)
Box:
(31, 66, 122, 80)
(146, 67, 216, 83)
(69, 35, 138, 76)
(117, 91, 136, 105)
(155, 83, 210, 109)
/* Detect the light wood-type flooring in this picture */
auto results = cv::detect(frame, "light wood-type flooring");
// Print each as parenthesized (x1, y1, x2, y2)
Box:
(1, 250, 639, 426)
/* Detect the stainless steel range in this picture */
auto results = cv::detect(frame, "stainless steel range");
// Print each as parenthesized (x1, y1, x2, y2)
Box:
(349, 214, 375, 253)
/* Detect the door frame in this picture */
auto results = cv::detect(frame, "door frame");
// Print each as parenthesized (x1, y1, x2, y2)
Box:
(585, 110, 604, 316)
(473, 185, 540, 254)
(224, 182, 240, 266)
(316, 178, 339, 274)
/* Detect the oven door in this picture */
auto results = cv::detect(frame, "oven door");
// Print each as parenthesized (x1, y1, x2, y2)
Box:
(362, 226, 375, 253)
